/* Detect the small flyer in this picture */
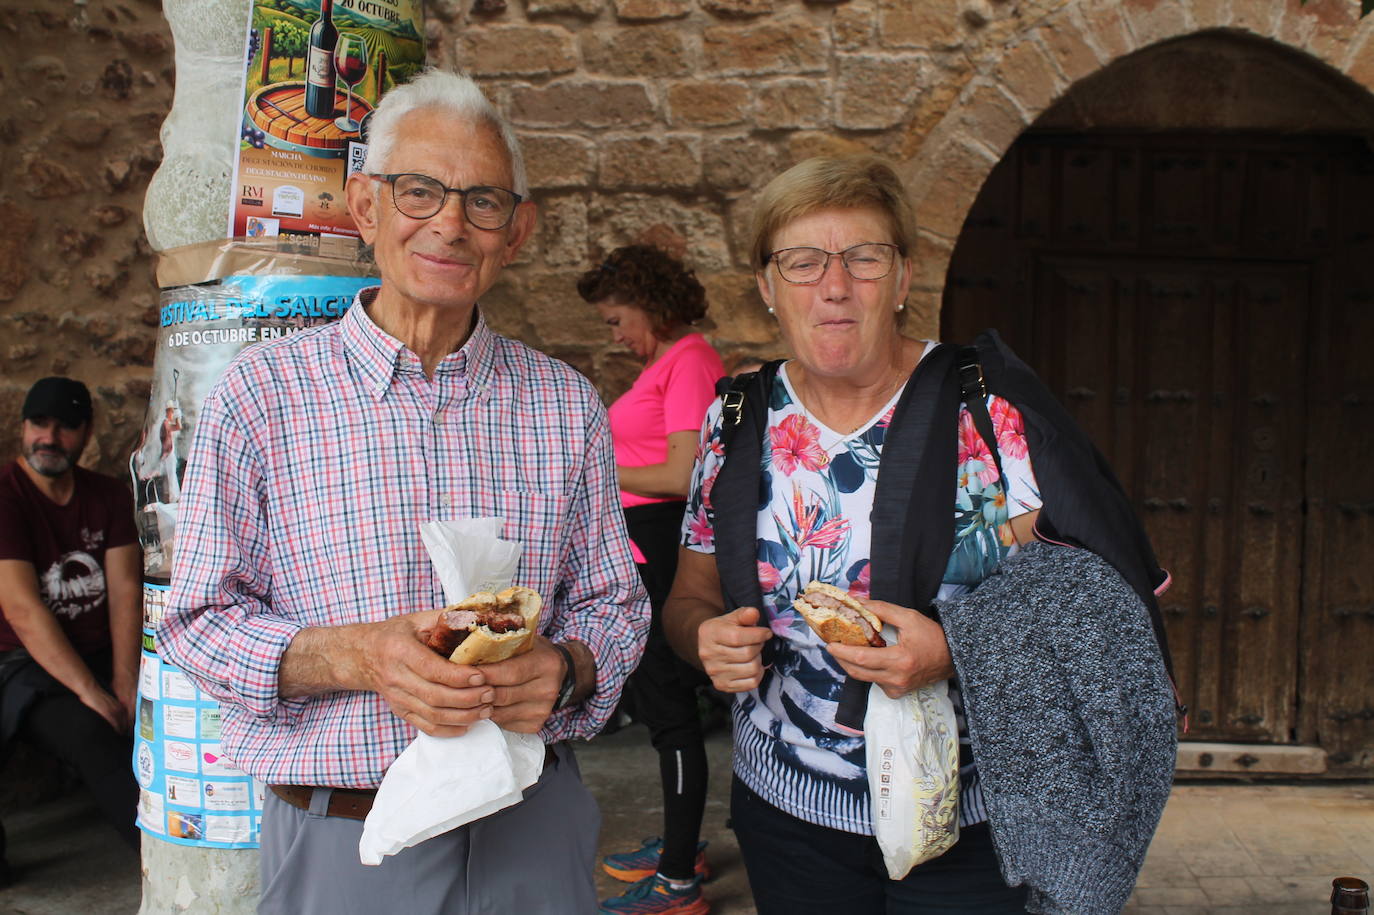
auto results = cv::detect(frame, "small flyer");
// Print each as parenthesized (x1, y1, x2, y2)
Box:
(229, 0, 425, 239)
(135, 582, 266, 848)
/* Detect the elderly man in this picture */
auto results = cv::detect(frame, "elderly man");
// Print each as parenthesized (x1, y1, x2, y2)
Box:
(157, 70, 650, 914)
(0, 377, 142, 886)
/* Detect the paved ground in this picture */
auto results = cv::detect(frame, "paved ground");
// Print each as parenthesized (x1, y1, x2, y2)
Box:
(1, 725, 1369, 914)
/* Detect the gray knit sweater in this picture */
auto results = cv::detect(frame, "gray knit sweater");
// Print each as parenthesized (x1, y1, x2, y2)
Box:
(937, 541, 1177, 915)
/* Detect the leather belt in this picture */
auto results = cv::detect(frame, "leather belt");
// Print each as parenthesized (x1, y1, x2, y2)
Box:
(269, 784, 377, 820)
(268, 746, 558, 821)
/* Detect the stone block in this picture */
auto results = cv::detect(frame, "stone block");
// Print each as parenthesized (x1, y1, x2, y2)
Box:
(1120, 0, 1191, 49)
(520, 133, 596, 189)
(0, 203, 35, 303)
(955, 82, 1026, 161)
(1077, 0, 1135, 62)
(583, 25, 693, 78)
(589, 193, 732, 271)
(667, 81, 751, 127)
(754, 78, 830, 129)
(510, 80, 656, 128)
(702, 17, 829, 75)
(703, 0, 774, 16)
(526, 270, 606, 345)
(1036, 15, 1105, 83)
(21, 153, 86, 198)
(784, 130, 875, 164)
(479, 274, 534, 341)
(876, 0, 964, 50)
(614, 0, 691, 21)
(832, 0, 876, 49)
(537, 194, 590, 268)
(1188, 0, 1233, 29)
(701, 271, 777, 344)
(704, 135, 784, 190)
(993, 38, 1061, 117)
(527, 0, 604, 15)
(908, 139, 993, 240)
(598, 135, 702, 190)
(835, 53, 928, 129)
(59, 110, 111, 149)
(458, 25, 577, 78)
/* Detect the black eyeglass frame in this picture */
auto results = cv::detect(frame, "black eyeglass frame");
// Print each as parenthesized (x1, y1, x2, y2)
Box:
(370, 173, 524, 230)
(765, 242, 903, 285)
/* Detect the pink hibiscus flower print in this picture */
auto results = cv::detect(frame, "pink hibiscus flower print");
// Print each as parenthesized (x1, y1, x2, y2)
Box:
(778, 482, 850, 550)
(989, 397, 1029, 460)
(758, 560, 782, 592)
(771, 413, 828, 475)
(876, 405, 895, 429)
(848, 562, 871, 599)
(687, 507, 714, 549)
(702, 464, 721, 510)
(958, 410, 1000, 487)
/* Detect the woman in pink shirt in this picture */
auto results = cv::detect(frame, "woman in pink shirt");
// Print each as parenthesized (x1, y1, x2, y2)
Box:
(579, 245, 725, 915)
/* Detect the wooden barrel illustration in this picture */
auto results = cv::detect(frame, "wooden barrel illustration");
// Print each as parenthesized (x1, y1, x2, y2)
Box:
(245, 81, 373, 159)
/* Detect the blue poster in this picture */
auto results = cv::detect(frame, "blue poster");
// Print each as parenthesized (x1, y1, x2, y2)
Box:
(135, 581, 263, 848)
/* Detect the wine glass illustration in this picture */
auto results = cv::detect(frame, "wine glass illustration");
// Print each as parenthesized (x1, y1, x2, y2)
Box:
(334, 33, 368, 133)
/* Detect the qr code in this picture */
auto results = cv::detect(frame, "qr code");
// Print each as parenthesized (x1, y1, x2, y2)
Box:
(347, 141, 368, 176)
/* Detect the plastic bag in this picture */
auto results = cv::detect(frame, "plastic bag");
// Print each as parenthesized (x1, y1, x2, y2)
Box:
(865, 676, 961, 879)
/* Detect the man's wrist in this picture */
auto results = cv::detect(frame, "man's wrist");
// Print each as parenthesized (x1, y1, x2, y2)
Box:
(553, 639, 596, 709)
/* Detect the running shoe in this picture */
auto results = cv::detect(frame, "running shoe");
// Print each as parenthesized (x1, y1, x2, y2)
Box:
(601, 836, 710, 883)
(599, 874, 709, 915)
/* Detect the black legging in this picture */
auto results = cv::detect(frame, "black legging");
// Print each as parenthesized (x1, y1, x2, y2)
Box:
(623, 501, 709, 881)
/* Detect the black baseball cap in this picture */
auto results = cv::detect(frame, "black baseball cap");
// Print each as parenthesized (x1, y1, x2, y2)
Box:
(22, 377, 93, 427)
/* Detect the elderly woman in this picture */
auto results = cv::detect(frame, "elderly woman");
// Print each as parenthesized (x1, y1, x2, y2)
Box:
(578, 245, 724, 915)
(663, 157, 1176, 914)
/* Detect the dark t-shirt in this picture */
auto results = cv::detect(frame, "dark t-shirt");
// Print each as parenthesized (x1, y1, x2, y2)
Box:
(0, 460, 138, 655)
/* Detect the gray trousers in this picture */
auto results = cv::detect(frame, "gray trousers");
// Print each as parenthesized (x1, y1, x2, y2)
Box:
(258, 742, 601, 915)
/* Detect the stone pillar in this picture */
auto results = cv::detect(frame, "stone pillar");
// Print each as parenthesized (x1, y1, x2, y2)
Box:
(139, 1, 261, 910)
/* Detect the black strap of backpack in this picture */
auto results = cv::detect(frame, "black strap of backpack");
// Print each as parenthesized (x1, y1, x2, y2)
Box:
(957, 346, 1006, 488)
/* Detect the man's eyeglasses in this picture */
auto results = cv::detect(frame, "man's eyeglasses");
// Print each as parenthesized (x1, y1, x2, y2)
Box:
(767, 243, 901, 285)
(371, 173, 523, 230)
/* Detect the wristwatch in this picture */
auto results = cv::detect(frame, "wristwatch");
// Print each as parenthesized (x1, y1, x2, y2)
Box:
(550, 641, 578, 713)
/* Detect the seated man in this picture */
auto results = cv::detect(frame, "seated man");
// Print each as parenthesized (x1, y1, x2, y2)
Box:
(0, 377, 142, 885)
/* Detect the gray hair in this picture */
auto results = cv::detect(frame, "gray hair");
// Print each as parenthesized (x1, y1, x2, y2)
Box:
(361, 68, 528, 196)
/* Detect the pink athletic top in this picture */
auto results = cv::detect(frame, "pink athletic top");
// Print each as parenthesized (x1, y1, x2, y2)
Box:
(609, 333, 724, 561)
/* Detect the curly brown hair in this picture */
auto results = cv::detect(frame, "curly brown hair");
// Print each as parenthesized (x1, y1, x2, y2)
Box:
(576, 245, 708, 336)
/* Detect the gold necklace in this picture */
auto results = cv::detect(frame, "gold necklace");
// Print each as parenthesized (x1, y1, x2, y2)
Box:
(792, 366, 905, 452)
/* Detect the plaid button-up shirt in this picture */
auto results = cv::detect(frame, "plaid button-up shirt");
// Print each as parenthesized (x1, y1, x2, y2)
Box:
(158, 290, 649, 787)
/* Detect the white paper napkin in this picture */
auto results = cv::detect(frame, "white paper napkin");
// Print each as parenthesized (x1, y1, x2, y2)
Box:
(358, 518, 546, 865)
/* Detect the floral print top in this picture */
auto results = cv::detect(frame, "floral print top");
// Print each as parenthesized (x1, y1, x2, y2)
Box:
(680, 353, 1041, 834)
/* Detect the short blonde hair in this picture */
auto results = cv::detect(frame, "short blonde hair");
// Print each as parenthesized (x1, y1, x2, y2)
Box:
(749, 156, 917, 269)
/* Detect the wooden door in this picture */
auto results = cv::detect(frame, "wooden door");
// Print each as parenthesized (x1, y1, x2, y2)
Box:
(942, 133, 1374, 770)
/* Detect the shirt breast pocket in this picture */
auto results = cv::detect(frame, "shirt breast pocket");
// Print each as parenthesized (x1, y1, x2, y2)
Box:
(490, 488, 570, 623)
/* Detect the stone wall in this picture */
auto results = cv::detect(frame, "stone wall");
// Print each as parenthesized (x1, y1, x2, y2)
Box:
(1, 2, 173, 476)
(5, 0, 1374, 475)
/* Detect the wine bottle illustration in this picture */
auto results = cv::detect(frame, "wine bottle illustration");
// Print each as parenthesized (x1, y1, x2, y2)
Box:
(304, 0, 338, 119)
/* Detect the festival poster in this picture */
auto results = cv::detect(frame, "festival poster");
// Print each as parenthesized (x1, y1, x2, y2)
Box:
(229, 0, 425, 239)
(132, 272, 373, 579)
(136, 582, 266, 849)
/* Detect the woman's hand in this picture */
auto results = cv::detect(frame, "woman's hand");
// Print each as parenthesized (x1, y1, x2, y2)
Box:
(697, 606, 772, 692)
(825, 599, 954, 699)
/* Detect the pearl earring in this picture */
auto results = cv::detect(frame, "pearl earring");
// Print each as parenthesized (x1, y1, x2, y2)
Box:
(895, 302, 905, 312)
(767, 306, 775, 315)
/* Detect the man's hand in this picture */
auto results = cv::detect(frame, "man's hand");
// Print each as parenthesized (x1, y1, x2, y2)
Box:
(78, 685, 129, 733)
(825, 599, 955, 699)
(480, 636, 567, 734)
(281, 609, 495, 738)
(697, 606, 772, 693)
(112, 668, 139, 729)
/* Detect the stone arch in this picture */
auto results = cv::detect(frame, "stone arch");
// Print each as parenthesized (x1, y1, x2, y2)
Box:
(898, 0, 1374, 332)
